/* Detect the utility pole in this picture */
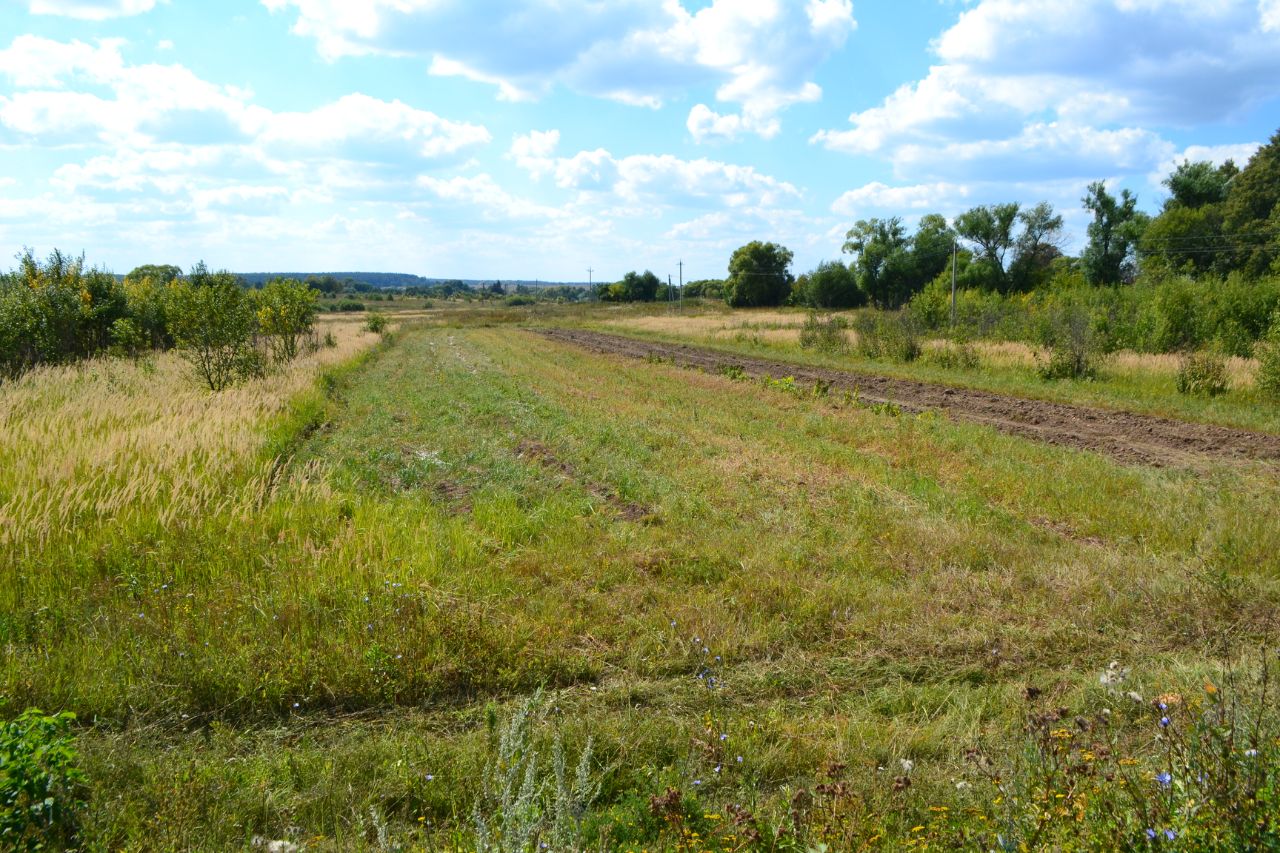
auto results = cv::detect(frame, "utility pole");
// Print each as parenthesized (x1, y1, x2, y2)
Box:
(588, 267, 594, 302)
(950, 239, 957, 327)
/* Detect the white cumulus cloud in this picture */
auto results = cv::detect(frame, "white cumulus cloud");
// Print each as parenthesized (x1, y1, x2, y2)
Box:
(264, 0, 856, 141)
(28, 0, 162, 20)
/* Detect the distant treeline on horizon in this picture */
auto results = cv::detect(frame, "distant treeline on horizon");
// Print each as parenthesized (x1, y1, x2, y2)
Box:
(236, 272, 591, 290)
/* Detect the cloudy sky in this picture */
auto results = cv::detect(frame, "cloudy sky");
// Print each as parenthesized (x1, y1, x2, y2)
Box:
(1, 0, 1278, 281)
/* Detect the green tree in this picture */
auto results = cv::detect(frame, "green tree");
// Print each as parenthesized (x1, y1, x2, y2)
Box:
(911, 213, 956, 286)
(125, 264, 182, 285)
(166, 262, 259, 391)
(256, 278, 318, 363)
(1163, 159, 1237, 210)
(796, 260, 863, 308)
(1081, 182, 1149, 284)
(954, 203, 1020, 292)
(1140, 203, 1227, 276)
(1009, 201, 1065, 291)
(1222, 129, 1280, 276)
(617, 270, 661, 302)
(725, 241, 794, 307)
(843, 218, 914, 308)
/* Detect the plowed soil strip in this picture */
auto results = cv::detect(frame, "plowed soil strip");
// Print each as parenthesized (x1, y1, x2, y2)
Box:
(539, 328, 1280, 468)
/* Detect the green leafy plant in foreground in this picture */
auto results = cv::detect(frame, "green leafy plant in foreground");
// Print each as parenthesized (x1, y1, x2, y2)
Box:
(1, 709, 86, 852)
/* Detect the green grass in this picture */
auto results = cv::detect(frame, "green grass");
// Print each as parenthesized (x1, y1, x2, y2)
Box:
(4, 320, 1279, 849)
(555, 305, 1280, 435)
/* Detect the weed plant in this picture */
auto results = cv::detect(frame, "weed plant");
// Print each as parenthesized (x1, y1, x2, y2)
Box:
(1176, 350, 1230, 396)
(853, 311, 922, 362)
(798, 312, 849, 354)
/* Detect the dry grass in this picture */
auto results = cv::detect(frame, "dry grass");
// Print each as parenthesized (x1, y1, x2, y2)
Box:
(0, 316, 381, 551)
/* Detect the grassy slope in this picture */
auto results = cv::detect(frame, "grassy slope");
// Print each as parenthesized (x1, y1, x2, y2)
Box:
(4, 321, 1278, 848)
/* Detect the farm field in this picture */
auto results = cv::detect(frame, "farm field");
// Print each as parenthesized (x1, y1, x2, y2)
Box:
(3, 307, 1279, 849)
(583, 305, 1280, 436)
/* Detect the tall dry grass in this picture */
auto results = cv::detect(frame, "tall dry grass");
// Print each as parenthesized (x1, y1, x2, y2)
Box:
(0, 317, 380, 553)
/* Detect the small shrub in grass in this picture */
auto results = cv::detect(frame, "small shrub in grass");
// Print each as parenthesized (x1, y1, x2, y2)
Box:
(1, 709, 86, 852)
(924, 341, 981, 371)
(1037, 305, 1099, 380)
(1176, 350, 1229, 396)
(1257, 310, 1280, 399)
(798, 312, 849, 354)
(472, 691, 601, 852)
(853, 312, 921, 362)
(364, 313, 389, 334)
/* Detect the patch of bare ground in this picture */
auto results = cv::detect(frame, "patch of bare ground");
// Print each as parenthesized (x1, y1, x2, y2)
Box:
(538, 328, 1280, 468)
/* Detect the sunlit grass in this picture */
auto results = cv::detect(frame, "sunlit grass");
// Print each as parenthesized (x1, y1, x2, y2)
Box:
(3, 313, 1278, 848)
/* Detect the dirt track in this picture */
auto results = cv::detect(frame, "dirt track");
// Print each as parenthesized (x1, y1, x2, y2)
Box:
(539, 328, 1280, 468)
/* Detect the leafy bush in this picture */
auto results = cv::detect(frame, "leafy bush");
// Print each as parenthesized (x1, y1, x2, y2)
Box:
(504, 295, 536, 306)
(1037, 305, 1099, 380)
(166, 263, 260, 391)
(255, 278, 318, 363)
(853, 312, 921, 362)
(1176, 350, 1229, 396)
(1, 709, 86, 852)
(364, 313, 389, 334)
(1257, 310, 1280, 398)
(108, 317, 148, 359)
(798, 312, 849, 354)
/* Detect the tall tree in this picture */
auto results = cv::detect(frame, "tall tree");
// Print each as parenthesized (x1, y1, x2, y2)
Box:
(725, 241, 794, 307)
(1163, 159, 1237, 210)
(1081, 182, 1149, 284)
(1222, 129, 1280, 277)
(842, 217, 913, 308)
(953, 203, 1020, 291)
(1010, 201, 1065, 291)
(911, 213, 956, 285)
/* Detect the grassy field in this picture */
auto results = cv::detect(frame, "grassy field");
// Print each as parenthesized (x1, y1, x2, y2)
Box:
(583, 304, 1280, 435)
(3, 306, 1278, 850)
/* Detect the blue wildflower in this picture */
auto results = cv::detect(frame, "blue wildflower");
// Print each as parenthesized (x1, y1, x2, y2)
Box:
(1160, 716, 1170, 727)
(1155, 772, 1172, 787)
(1146, 828, 1157, 839)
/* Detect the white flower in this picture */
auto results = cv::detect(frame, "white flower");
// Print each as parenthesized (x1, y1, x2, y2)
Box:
(1127, 691, 1144, 703)
(900, 758, 915, 775)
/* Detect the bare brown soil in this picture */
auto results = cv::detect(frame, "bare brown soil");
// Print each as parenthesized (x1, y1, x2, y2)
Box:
(539, 328, 1280, 468)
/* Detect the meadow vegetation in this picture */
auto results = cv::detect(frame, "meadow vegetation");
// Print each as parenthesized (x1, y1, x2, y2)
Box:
(3, 303, 1278, 848)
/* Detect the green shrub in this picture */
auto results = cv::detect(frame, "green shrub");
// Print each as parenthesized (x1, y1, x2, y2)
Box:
(1176, 350, 1229, 396)
(166, 264, 259, 391)
(798, 312, 849, 354)
(108, 316, 148, 359)
(1257, 310, 1280, 398)
(364, 313, 389, 334)
(1, 709, 86, 852)
(1037, 305, 1099, 380)
(853, 312, 921, 362)
(504, 295, 536, 307)
(255, 278, 318, 363)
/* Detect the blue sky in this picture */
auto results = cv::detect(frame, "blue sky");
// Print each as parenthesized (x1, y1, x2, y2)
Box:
(1, 0, 1278, 282)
